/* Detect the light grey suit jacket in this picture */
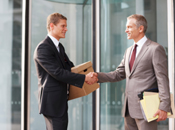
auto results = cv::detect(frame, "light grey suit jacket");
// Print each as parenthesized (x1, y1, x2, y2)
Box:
(98, 39, 171, 119)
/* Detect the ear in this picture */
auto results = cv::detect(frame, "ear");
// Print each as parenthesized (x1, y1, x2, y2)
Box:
(50, 23, 54, 30)
(139, 25, 144, 33)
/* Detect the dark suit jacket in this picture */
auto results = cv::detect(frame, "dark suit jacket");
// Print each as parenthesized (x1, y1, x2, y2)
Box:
(98, 39, 171, 119)
(34, 36, 85, 117)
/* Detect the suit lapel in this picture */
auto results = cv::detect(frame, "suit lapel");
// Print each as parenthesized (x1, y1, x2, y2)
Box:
(129, 39, 151, 77)
(46, 36, 66, 68)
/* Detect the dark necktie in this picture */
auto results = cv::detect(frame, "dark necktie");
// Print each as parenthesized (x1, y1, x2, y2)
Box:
(129, 44, 137, 71)
(58, 44, 70, 97)
(58, 44, 67, 62)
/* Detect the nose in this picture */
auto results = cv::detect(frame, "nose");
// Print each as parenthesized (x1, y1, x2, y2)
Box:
(125, 28, 128, 33)
(65, 27, 68, 31)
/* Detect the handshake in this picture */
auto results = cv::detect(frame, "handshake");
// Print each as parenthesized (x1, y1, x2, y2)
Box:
(85, 72, 98, 85)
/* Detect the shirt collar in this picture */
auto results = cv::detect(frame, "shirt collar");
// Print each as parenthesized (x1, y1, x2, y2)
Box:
(48, 34, 60, 47)
(134, 35, 147, 47)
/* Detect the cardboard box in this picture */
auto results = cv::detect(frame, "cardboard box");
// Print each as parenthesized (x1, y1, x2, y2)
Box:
(68, 61, 100, 100)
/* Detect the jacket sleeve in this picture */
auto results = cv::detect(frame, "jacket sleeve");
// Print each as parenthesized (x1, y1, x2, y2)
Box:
(152, 45, 171, 112)
(97, 52, 126, 83)
(34, 43, 85, 88)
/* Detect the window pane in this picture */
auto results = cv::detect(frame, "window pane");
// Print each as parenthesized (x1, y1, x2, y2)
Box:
(30, 0, 92, 130)
(100, 0, 168, 130)
(0, 0, 22, 130)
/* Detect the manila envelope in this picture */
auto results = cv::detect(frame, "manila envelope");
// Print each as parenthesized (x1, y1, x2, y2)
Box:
(143, 92, 175, 119)
(68, 61, 100, 100)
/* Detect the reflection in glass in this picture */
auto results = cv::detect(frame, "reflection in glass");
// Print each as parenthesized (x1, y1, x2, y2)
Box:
(30, 0, 92, 130)
(46, 0, 91, 4)
(100, 0, 168, 130)
(0, 0, 22, 130)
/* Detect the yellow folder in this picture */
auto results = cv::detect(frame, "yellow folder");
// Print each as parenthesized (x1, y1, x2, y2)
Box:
(140, 92, 175, 122)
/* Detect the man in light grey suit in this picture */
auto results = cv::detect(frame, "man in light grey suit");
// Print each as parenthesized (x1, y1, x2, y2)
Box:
(90, 14, 171, 130)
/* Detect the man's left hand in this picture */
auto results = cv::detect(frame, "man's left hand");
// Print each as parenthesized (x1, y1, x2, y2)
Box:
(153, 109, 167, 122)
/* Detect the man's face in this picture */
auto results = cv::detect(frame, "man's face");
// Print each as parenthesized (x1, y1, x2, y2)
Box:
(125, 18, 140, 41)
(52, 19, 67, 40)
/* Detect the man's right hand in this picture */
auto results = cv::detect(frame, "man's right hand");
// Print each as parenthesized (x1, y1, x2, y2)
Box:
(85, 72, 98, 85)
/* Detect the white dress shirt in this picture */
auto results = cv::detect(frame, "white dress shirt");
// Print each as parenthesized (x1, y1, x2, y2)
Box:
(129, 36, 148, 61)
(48, 34, 60, 52)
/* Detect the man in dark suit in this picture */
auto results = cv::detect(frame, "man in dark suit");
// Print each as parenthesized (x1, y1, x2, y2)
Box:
(89, 14, 171, 130)
(34, 13, 97, 130)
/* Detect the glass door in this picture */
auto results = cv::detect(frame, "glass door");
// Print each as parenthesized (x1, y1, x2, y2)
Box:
(68, 0, 92, 130)
(29, 0, 92, 130)
(100, 0, 168, 130)
(0, 0, 22, 130)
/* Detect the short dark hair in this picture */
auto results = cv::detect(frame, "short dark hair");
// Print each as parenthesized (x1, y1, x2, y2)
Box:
(127, 14, 147, 33)
(47, 13, 67, 31)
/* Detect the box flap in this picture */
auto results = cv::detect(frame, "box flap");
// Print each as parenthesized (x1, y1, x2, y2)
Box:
(71, 61, 92, 73)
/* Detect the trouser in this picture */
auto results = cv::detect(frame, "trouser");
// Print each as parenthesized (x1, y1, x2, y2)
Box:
(124, 108, 157, 130)
(43, 112, 68, 130)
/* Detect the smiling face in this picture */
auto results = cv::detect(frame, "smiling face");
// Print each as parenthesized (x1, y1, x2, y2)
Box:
(125, 18, 144, 43)
(49, 19, 68, 41)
